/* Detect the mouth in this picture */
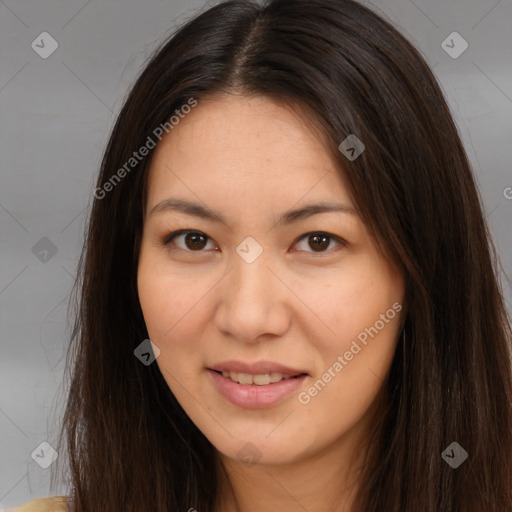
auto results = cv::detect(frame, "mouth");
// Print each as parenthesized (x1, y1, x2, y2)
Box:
(208, 360, 309, 386)
(210, 369, 308, 386)
(207, 368, 309, 409)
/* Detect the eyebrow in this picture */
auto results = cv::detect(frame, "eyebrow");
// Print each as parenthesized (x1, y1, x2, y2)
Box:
(149, 198, 357, 227)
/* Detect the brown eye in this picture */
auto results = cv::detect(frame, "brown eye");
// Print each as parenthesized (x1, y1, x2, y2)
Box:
(183, 232, 208, 250)
(163, 230, 215, 251)
(308, 233, 330, 252)
(294, 232, 345, 253)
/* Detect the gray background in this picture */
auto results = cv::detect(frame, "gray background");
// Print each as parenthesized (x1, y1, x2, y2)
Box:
(1, 0, 511, 508)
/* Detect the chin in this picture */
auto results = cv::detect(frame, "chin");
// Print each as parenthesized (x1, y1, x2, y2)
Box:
(212, 430, 309, 467)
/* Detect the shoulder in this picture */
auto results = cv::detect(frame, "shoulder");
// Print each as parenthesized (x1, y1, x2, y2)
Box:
(7, 496, 68, 512)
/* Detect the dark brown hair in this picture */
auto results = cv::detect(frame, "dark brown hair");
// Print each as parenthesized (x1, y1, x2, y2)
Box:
(55, 0, 512, 510)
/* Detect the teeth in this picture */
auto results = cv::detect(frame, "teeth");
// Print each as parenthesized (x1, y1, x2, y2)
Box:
(220, 370, 294, 385)
(253, 374, 271, 385)
(237, 372, 254, 385)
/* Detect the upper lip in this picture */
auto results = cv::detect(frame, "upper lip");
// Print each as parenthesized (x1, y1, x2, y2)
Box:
(209, 360, 309, 377)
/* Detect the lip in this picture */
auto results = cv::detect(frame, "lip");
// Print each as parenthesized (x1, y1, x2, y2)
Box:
(208, 369, 308, 409)
(208, 360, 308, 377)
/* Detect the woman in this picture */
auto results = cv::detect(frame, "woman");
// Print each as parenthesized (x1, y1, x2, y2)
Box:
(14, 0, 512, 510)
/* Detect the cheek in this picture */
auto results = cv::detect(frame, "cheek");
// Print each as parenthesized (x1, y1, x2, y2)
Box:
(300, 256, 404, 410)
(304, 260, 403, 352)
(137, 271, 175, 340)
(137, 268, 202, 394)
(137, 256, 220, 392)
(299, 306, 402, 441)
(137, 255, 208, 342)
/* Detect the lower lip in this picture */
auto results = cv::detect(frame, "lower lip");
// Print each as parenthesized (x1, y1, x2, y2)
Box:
(208, 369, 307, 409)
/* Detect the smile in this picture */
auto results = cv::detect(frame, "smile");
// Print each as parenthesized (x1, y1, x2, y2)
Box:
(218, 370, 302, 385)
(208, 369, 308, 409)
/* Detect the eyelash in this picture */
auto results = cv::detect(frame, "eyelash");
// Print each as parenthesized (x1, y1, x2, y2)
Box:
(160, 229, 346, 255)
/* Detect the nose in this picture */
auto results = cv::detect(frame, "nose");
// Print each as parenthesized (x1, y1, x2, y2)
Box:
(215, 249, 291, 343)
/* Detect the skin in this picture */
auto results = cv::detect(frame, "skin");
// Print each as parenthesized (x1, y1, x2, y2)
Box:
(137, 93, 406, 512)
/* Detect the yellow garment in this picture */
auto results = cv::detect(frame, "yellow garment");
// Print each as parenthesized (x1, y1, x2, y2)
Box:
(8, 496, 68, 512)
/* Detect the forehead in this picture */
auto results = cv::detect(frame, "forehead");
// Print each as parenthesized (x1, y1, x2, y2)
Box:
(145, 93, 353, 209)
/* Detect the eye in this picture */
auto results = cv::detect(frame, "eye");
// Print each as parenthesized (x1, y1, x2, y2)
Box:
(162, 230, 217, 252)
(161, 230, 345, 254)
(293, 232, 346, 254)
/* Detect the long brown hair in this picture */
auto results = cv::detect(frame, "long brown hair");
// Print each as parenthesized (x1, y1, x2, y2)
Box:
(54, 0, 512, 510)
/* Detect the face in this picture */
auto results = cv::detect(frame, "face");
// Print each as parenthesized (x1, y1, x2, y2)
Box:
(137, 93, 405, 468)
